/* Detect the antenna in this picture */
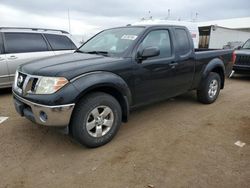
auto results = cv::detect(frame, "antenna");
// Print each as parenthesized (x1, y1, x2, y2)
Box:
(167, 9, 170, 19)
(148, 11, 152, 19)
(195, 12, 199, 21)
(68, 8, 71, 33)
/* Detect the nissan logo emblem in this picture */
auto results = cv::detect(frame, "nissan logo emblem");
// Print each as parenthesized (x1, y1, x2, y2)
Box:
(17, 75, 23, 86)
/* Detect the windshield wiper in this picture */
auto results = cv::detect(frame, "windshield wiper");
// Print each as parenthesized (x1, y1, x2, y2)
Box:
(75, 49, 86, 53)
(85, 51, 109, 56)
(75, 50, 110, 56)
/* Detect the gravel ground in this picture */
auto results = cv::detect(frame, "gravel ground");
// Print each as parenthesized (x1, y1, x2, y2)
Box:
(0, 76, 249, 188)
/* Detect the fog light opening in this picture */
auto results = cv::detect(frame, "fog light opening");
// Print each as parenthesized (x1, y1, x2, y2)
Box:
(40, 111, 48, 123)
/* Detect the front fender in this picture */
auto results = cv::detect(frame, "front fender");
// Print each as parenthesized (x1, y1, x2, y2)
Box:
(70, 71, 132, 104)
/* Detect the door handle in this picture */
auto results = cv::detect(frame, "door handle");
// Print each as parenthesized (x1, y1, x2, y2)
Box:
(8, 55, 18, 60)
(169, 62, 178, 68)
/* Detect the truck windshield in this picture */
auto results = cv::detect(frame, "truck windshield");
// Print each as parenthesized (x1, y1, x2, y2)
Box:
(242, 40, 250, 49)
(78, 27, 144, 57)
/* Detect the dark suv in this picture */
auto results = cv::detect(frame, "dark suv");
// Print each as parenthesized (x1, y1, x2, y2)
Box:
(233, 39, 250, 74)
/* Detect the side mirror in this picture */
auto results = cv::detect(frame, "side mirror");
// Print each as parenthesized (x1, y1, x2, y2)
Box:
(137, 47, 160, 61)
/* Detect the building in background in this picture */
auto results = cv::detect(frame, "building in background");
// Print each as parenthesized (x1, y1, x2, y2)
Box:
(133, 17, 250, 49)
(198, 17, 250, 49)
(133, 19, 200, 48)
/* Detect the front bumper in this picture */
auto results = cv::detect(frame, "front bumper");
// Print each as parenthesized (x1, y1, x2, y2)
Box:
(13, 92, 75, 127)
(233, 65, 250, 71)
(233, 65, 250, 73)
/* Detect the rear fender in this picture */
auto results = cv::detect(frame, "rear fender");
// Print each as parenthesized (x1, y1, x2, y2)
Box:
(201, 58, 225, 89)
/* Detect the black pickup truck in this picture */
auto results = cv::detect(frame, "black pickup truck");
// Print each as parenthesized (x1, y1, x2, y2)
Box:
(13, 25, 234, 147)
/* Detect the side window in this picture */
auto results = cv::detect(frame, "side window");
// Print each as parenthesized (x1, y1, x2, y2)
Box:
(175, 29, 191, 55)
(45, 34, 76, 50)
(139, 30, 172, 59)
(4, 33, 49, 53)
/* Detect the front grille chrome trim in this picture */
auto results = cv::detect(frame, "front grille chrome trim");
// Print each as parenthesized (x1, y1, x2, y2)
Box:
(14, 71, 42, 96)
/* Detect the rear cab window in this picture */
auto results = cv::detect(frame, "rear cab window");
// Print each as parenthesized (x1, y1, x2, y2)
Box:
(175, 28, 191, 56)
(44, 34, 76, 51)
(3, 32, 49, 54)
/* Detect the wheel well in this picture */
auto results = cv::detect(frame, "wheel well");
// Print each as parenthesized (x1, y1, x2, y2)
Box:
(211, 67, 225, 89)
(76, 86, 129, 122)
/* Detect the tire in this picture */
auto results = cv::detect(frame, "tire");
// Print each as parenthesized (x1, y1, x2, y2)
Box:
(70, 92, 122, 148)
(197, 72, 221, 104)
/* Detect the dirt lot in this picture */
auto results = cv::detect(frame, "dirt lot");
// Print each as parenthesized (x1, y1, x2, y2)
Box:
(0, 76, 249, 188)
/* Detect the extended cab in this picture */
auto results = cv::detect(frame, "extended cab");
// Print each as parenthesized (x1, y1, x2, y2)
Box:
(12, 25, 234, 147)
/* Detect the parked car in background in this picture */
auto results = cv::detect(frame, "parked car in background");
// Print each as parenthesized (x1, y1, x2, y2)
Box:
(12, 25, 234, 148)
(233, 39, 250, 74)
(0, 27, 77, 88)
(223, 41, 244, 49)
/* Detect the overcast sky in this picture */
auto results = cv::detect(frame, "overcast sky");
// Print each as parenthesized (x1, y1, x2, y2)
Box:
(0, 0, 250, 40)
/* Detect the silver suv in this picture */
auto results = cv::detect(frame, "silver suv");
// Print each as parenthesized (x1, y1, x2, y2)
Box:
(0, 27, 77, 88)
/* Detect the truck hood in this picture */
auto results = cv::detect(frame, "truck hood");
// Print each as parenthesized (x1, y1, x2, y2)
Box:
(20, 52, 122, 80)
(235, 49, 250, 55)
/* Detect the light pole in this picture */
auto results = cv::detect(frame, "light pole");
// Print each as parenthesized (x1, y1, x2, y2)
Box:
(68, 8, 71, 33)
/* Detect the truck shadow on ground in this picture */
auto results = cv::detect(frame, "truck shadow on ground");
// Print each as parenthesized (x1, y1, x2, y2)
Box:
(13, 91, 199, 151)
(131, 91, 198, 113)
(0, 88, 12, 95)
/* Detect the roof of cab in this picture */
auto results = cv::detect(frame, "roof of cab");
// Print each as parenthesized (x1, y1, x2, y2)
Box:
(130, 24, 186, 28)
(132, 19, 198, 30)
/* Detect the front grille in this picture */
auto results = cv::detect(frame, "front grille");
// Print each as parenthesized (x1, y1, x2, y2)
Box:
(15, 72, 39, 95)
(235, 55, 250, 66)
(31, 78, 38, 92)
(17, 72, 27, 89)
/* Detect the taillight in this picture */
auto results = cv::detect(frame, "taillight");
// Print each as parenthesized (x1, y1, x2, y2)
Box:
(232, 51, 236, 64)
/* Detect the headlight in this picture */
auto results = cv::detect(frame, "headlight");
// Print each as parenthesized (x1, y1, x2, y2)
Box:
(35, 77, 68, 94)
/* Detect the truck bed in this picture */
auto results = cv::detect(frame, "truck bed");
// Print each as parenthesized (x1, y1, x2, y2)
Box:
(194, 49, 233, 60)
(193, 48, 234, 79)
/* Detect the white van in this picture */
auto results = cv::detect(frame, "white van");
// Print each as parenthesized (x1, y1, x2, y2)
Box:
(133, 19, 199, 48)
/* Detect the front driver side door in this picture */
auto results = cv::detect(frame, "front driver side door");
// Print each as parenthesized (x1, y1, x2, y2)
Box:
(133, 29, 178, 105)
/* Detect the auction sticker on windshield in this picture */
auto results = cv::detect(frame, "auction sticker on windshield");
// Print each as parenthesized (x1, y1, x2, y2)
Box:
(121, 35, 137, 40)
